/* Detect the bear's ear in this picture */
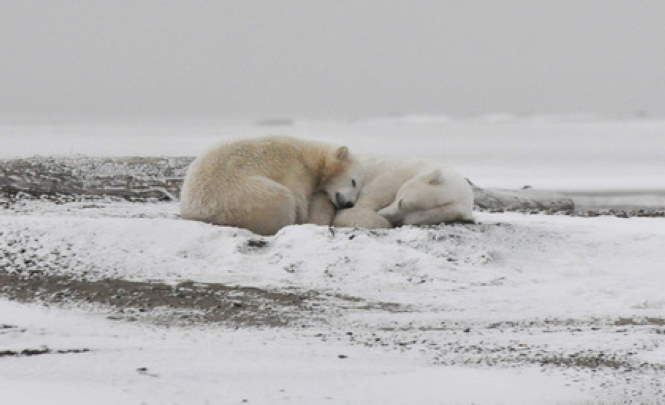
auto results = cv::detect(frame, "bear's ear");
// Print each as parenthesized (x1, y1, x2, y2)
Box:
(425, 168, 443, 185)
(335, 146, 350, 161)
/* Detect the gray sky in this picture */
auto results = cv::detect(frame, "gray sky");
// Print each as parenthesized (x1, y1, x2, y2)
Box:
(1, 0, 664, 118)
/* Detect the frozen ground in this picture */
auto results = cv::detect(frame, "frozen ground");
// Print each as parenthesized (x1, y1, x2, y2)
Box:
(2, 202, 665, 321)
(2, 116, 665, 404)
(2, 201, 664, 403)
(1, 300, 590, 405)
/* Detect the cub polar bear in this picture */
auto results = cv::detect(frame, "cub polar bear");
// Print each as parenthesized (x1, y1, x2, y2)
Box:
(180, 136, 363, 235)
(331, 158, 474, 228)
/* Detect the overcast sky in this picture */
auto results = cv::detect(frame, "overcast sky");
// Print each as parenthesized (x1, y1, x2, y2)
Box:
(1, 1, 664, 119)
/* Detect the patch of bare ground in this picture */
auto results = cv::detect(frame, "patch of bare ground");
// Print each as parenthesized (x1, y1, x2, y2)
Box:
(0, 272, 320, 327)
(615, 317, 665, 326)
(536, 353, 632, 370)
(0, 347, 90, 357)
(0, 272, 406, 327)
(481, 206, 665, 218)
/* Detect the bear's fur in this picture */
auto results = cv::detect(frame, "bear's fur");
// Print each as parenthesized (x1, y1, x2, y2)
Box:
(329, 158, 474, 228)
(180, 136, 362, 235)
(377, 165, 474, 226)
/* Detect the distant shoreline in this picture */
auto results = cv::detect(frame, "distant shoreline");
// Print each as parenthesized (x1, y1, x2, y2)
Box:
(558, 190, 665, 210)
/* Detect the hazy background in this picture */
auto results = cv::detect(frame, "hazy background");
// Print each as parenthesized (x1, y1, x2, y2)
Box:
(1, 0, 664, 119)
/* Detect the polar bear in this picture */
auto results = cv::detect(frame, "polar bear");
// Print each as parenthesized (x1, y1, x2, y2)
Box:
(377, 166, 474, 226)
(330, 158, 474, 228)
(180, 136, 363, 235)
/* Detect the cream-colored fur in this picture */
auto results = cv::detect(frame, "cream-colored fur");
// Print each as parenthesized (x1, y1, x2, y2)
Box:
(377, 165, 474, 226)
(307, 191, 337, 226)
(329, 158, 474, 228)
(180, 136, 360, 235)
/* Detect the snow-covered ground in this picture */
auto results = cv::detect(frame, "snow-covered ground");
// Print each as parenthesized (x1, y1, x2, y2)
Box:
(1, 300, 592, 405)
(2, 204, 664, 322)
(2, 116, 665, 404)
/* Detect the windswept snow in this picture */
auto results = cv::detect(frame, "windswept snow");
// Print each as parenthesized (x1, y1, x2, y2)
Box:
(2, 205, 664, 322)
(2, 200, 665, 402)
(0, 300, 590, 405)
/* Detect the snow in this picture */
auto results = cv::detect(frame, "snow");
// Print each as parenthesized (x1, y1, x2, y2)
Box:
(0, 300, 589, 405)
(2, 202, 664, 402)
(2, 207, 664, 322)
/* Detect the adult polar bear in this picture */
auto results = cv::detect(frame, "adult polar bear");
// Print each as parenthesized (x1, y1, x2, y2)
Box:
(330, 158, 474, 228)
(180, 136, 363, 235)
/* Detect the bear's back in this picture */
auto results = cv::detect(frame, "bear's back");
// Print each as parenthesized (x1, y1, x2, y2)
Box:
(195, 136, 306, 181)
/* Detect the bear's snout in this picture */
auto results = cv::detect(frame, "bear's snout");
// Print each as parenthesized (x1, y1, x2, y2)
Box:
(335, 192, 354, 209)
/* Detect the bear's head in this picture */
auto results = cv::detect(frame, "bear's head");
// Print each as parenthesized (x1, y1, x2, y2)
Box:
(321, 146, 363, 209)
(377, 168, 450, 226)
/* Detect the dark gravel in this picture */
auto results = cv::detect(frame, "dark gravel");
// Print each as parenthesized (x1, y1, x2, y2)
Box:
(0, 272, 318, 327)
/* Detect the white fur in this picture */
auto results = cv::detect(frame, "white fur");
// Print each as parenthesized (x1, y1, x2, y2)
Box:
(322, 157, 364, 209)
(378, 166, 474, 226)
(331, 158, 474, 228)
(180, 136, 360, 235)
